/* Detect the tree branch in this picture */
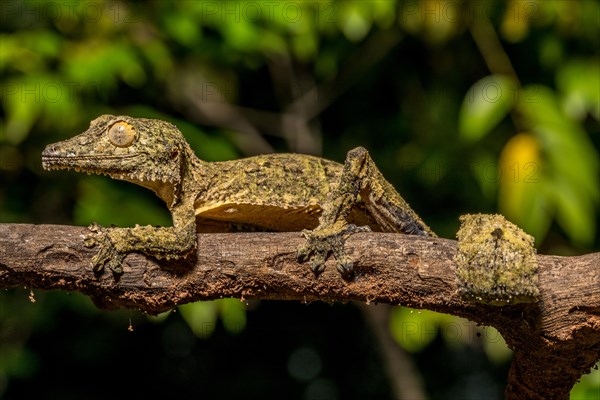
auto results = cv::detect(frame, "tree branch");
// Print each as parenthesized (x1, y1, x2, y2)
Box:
(1, 223, 598, 399)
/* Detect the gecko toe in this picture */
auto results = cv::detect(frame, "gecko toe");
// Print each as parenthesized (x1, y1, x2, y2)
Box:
(334, 253, 354, 274)
(309, 252, 328, 273)
(109, 262, 123, 275)
(298, 224, 369, 275)
(296, 243, 312, 263)
(91, 252, 108, 274)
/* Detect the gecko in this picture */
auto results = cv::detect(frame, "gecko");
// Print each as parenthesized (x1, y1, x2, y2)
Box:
(42, 115, 435, 275)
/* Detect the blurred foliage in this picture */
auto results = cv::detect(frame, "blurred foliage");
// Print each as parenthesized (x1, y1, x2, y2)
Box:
(390, 308, 512, 363)
(1, 0, 599, 398)
(179, 298, 247, 339)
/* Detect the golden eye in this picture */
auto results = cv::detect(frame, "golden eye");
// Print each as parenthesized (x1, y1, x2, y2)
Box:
(108, 121, 136, 147)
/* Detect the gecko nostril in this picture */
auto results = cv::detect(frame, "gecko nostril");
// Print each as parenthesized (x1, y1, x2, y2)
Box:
(47, 145, 59, 155)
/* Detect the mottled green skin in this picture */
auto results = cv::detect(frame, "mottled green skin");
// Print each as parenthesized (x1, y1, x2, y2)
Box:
(455, 214, 539, 305)
(42, 115, 434, 275)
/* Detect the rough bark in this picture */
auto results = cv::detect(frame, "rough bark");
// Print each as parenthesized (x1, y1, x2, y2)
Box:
(1, 223, 598, 399)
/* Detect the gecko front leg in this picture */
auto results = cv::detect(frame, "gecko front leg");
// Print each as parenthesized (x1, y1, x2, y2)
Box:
(297, 147, 435, 274)
(84, 204, 197, 274)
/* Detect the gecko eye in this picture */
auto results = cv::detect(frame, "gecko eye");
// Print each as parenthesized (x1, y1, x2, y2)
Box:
(108, 121, 136, 147)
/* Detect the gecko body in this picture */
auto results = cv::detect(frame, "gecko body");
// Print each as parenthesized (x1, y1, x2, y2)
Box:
(42, 115, 434, 275)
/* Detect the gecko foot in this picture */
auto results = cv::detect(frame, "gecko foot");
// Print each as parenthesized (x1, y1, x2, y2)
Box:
(297, 224, 370, 275)
(84, 223, 125, 274)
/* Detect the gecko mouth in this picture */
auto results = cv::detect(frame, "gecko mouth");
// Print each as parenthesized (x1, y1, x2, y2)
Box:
(41, 153, 175, 183)
(41, 154, 146, 182)
(41, 154, 141, 169)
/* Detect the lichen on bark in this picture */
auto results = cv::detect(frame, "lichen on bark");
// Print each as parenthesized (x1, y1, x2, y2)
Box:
(455, 213, 539, 306)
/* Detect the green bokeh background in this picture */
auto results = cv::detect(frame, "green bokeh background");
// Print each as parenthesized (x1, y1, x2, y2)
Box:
(1, 1, 598, 399)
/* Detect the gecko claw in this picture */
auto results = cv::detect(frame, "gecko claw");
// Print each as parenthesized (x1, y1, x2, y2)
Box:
(297, 224, 370, 274)
(84, 223, 124, 275)
(309, 253, 328, 274)
(334, 256, 354, 275)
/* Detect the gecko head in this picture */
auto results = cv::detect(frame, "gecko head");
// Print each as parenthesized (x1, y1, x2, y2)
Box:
(42, 114, 192, 204)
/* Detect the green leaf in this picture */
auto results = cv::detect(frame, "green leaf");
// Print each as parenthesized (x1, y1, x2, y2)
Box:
(389, 307, 441, 353)
(164, 13, 201, 47)
(570, 362, 600, 400)
(516, 85, 599, 245)
(222, 20, 260, 51)
(459, 75, 516, 142)
(339, 3, 372, 42)
(481, 327, 512, 364)
(74, 177, 171, 227)
(292, 31, 319, 61)
(179, 301, 218, 339)
(2, 76, 44, 144)
(180, 300, 247, 338)
(556, 59, 600, 121)
(218, 299, 247, 335)
(551, 178, 596, 246)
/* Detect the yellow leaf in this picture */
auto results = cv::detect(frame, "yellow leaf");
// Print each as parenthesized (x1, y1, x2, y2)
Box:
(498, 133, 546, 239)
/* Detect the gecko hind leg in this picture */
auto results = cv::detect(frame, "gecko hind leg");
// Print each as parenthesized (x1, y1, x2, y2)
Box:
(297, 147, 435, 275)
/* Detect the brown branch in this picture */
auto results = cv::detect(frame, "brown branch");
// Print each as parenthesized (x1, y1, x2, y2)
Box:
(0, 223, 598, 399)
